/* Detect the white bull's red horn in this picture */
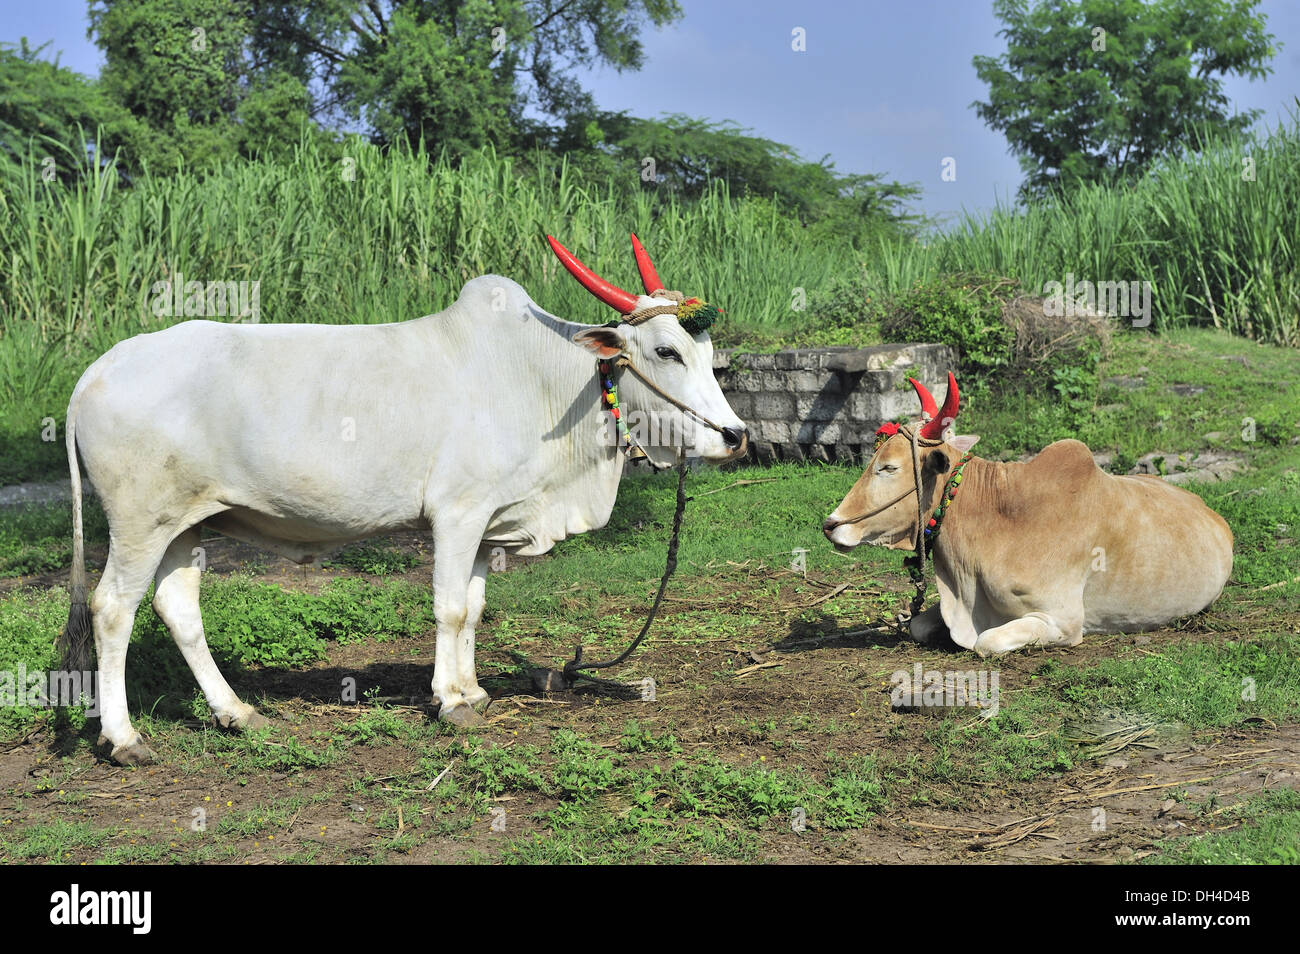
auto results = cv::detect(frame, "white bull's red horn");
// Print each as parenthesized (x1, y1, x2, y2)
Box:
(547, 235, 640, 315)
(908, 372, 960, 440)
(630, 232, 664, 296)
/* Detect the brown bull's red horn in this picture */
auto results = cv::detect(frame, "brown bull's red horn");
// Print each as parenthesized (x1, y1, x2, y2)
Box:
(546, 235, 640, 315)
(908, 378, 939, 420)
(630, 233, 664, 296)
(920, 372, 960, 439)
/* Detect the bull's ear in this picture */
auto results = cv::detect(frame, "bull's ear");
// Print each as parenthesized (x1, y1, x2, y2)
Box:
(948, 433, 980, 453)
(572, 326, 626, 359)
(923, 448, 951, 476)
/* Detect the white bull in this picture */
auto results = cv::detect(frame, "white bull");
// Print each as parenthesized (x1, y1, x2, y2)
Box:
(59, 235, 747, 764)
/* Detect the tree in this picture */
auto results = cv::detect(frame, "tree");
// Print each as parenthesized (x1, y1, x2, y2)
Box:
(333, 0, 528, 151)
(86, 1, 681, 161)
(242, 0, 683, 150)
(0, 38, 148, 178)
(526, 110, 921, 243)
(972, 0, 1277, 196)
(88, 0, 329, 169)
(90, 0, 253, 167)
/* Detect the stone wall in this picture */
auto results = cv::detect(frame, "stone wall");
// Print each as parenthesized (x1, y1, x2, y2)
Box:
(714, 343, 958, 464)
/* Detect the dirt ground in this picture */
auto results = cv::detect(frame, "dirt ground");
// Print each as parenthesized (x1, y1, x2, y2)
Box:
(3, 525, 1297, 865)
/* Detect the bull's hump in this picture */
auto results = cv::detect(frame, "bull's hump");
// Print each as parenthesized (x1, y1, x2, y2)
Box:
(1034, 439, 1101, 476)
(455, 275, 533, 314)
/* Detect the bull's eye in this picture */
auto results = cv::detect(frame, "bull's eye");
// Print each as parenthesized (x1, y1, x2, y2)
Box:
(655, 346, 683, 364)
(879, 463, 899, 474)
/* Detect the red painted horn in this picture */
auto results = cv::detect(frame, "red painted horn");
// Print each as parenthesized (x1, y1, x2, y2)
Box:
(908, 378, 938, 421)
(630, 233, 664, 296)
(546, 235, 640, 314)
(919, 372, 960, 440)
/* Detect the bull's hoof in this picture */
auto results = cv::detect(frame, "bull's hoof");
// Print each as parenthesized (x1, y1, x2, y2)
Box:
(110, 739, 157, 766)
(972, 638, 1008, 658)
(213, 708, 270, 732)
(439, 704, 486, 728)
(463, 687, 491, 713)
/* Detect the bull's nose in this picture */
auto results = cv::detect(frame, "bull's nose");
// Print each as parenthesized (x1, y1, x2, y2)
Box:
(823, 517, 839, 539)
(722, 426, 746, 449)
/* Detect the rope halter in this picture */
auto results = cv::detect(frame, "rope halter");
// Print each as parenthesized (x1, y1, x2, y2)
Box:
(846, 373, 968, 629)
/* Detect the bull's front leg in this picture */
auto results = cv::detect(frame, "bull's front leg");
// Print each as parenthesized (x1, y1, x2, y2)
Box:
(430, 517, 489, 727)
(973, 611, 1083, 657)
(455, 544, 492, 713)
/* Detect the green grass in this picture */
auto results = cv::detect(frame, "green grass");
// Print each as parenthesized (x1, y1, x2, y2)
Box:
(1145, 789, 1300, 864)
(492, 743, 886, 862)
(324, 542, 421, 576)
(0, 573, 439, 733)
(0, 586, 68, 736)
(0, 498, 108, 577)
(0, 327, 1296, 862)
(1056, 634, 1300, 728)
(0, 819, 108, 862)
(864, 629, 1300, 814)
(868, 119, 1300, 347)
(970, 328, 1300, 458)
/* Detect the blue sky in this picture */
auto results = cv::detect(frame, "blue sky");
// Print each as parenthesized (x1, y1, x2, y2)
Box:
(5, 0, 1298, 223)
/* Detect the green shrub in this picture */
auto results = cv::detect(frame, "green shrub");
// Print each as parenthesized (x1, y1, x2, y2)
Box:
(806, 271, 882, 335)
(879, 273, 1016, 389)
(1247, 406, 1297, 447)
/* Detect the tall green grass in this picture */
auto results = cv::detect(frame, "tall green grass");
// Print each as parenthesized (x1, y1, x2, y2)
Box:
(1, 119, 1297, 482)
(870, 118, 1300, 346)
(0, 136, 854, 411)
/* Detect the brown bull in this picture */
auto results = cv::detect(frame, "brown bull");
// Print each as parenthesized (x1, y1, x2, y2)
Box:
(823, 372, 1234, 656)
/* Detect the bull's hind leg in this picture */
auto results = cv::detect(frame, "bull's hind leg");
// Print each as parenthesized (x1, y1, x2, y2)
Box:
(153, 526, 268, 733)
(973, 611, 1083, 657)
(91, 527, 179, 765)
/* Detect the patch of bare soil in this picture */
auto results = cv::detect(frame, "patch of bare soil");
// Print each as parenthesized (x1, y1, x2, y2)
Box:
(2, 617, 1296, 864)
(2, 530, 1296, 864)
(773, 723, 1300, 864)
(0, 530, 551, 596)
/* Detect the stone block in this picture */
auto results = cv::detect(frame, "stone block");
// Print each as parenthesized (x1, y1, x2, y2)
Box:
(753, 392, 794, 418)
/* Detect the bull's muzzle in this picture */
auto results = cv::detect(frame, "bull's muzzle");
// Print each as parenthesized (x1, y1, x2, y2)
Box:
(722, 426, 748, 460)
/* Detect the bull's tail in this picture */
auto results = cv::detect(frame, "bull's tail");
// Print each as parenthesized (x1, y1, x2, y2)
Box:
(57, 410, 93, 674)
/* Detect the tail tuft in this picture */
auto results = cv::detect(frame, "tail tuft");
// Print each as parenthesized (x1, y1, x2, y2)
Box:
(58, 586, 93, 674)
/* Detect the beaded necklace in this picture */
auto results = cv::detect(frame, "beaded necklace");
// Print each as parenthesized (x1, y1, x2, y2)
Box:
(923, 452, 973, 549)
(598, 359, 631, 449)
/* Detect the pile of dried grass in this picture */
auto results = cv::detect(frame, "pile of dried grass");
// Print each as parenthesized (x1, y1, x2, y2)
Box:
(1001, 292, 1115, 372)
